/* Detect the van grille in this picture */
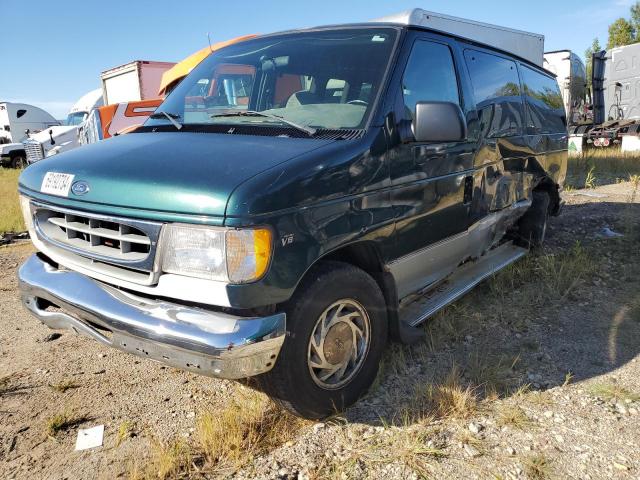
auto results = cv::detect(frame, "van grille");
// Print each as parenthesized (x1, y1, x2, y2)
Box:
(23, 140, 44, 163)
(33, 203, 163, 284)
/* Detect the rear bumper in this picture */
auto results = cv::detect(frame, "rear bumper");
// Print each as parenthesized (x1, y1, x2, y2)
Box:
(18, 254, 286, 379)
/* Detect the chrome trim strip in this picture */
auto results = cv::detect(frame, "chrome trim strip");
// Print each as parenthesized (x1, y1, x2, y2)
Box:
(18, 254, 286, 379)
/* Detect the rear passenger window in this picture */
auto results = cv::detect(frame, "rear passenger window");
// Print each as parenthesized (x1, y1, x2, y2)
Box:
(520, 66, 566, 134)
(402, 41, 460, 122)
(464, 49, 523, 138)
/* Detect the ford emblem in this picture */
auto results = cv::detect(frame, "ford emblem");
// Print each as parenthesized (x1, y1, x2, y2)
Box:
(71, 181, 90, 196)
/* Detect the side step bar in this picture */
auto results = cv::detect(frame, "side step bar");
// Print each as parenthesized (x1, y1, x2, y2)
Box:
(399, 242, 528, 328)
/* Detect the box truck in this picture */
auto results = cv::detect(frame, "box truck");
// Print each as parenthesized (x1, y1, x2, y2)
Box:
(100, 60, 176, 105)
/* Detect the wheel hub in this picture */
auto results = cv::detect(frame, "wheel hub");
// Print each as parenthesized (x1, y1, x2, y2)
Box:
(323, 323, 354, 365)
(306, 299, 371, 390)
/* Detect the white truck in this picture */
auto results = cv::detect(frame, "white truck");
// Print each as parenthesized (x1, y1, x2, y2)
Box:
(100, 60, 176, 105)
(21, 89, 104, 163)
(0, 102, 59, 168)
(543, 51, 588, 155)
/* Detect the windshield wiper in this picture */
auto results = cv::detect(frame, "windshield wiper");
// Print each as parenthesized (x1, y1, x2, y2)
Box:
(149, 111, 183, 130)
(210, 110, 316, 136)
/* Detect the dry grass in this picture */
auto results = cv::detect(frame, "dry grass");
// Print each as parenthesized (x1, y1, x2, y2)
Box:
(496, 404, 534, 430)
(45, 411, 86, 438)
(315, 424, 446, 479)
(408, 365, 478, 422)
(589, 382, 640, 402)
(522, 454, 553, 480)
(488, 241, 595, 319)
(130, 388, 306, 479)
(116, 420, 135, 447)
(197, 389, 306, 473)
(0, 168, 24, 234)
(129, 439, 192, 480)
(566, 150, 640, 189)
(49, 379, 79, 393)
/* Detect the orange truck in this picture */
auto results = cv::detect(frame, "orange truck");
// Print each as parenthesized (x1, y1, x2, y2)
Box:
(80, 35, 256, 144)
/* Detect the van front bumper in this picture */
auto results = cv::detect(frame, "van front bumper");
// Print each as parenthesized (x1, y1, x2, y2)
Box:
(18, 254, 286, 379)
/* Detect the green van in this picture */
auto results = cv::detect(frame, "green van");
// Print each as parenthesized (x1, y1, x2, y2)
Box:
(18, 11, 566, 419)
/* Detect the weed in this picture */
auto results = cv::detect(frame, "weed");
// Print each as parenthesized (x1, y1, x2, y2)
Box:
(584, 165, 597, 189)
(197, 389, 306, 473)
(496, 404, 534, 430)
(45, 411, 86, 437)
(0, 168, 24, 234)
(562, 372, 574, 387)
(409, 364, 478, 422)
(522, 454, 552, 480)
(467, 351, 520, 397)
(49, 379, 79, 393)
(116, 420, 135, 447)
(589, 382, 640, 402)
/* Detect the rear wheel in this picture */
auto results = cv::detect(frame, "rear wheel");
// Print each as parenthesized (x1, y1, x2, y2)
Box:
(255, 261, 388, 419)
(516, 190, 550, 248)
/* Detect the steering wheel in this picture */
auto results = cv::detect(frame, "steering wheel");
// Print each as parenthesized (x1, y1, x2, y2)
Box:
(347, 100, 368, 106)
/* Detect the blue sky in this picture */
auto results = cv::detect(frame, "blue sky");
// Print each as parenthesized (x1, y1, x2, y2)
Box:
(0, 0, 635, 118)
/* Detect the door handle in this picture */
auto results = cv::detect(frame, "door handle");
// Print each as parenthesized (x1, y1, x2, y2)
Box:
(463, 176, 473, 205)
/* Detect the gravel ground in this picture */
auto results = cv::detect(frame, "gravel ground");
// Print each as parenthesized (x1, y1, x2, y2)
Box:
(1, 181, 639, 479)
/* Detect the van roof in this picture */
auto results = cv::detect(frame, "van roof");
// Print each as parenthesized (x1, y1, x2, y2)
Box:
(259, 9, 545, 69)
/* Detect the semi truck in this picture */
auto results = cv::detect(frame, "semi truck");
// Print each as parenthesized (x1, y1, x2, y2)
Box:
(572, 42, 640, 152)
(21, 89, 104, 163)
(0, 102, 59, 168)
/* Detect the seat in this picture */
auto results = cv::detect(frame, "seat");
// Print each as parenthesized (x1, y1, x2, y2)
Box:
(286, 91, 319, 108)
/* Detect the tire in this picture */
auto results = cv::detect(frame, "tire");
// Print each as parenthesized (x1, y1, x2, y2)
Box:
(11, 155, 26, 169)
(516, 190, 550, 249)
(255, 261, 388, 419)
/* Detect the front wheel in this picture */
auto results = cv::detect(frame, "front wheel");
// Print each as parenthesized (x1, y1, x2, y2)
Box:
(11, 155, 26, 169)
(255, 261, 388, 419)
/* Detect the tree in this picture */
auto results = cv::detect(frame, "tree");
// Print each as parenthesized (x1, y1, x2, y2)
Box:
(607, 17, 636, 49)
(632, 1, 640, 39)
(585, 38, 602, 89)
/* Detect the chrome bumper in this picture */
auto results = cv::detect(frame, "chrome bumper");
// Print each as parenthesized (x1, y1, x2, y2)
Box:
(18, 254, 286, 379)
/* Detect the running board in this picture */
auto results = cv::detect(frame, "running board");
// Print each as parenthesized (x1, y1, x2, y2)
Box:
(399, 243, 528, 328)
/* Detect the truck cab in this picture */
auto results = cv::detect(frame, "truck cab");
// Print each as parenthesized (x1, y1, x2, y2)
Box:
(21, 89, 104, 163)
(18, 10, 567, 419)
(0, 102, 59, 168)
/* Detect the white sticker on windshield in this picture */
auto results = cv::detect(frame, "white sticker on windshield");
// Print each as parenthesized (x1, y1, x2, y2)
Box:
(372, 35, 386, 42)
(41, 172, 75, 197)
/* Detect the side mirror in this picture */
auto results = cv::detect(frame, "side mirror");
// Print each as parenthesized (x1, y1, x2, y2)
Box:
(49, 129, 56, 145)
(414, 101, 467, 143)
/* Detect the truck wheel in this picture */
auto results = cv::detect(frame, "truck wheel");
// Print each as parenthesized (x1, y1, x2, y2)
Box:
(256, 261, 388, 419)
(517, 190, 550, 249)
(11, 155, 26, 169)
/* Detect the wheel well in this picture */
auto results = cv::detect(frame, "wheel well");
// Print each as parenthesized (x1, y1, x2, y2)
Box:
(534, 176, 560, 215)
(301, 242, 401, 340)
(320, 242, 385, 275)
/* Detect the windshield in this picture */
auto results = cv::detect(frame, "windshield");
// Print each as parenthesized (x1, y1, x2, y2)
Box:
(146, 28, 398, 132)
(65, 112, 87, 126)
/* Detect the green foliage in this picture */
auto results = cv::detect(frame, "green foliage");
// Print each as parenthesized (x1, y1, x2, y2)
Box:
(585, 38, 602, 90)
(608, 17, 636, 49)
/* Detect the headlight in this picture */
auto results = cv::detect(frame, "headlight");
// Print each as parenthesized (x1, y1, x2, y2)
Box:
(161, 224, 272, 284)
(19, 195, 35, 233)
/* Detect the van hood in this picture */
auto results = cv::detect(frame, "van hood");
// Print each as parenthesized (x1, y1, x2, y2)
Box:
(19, 131, 334, 218)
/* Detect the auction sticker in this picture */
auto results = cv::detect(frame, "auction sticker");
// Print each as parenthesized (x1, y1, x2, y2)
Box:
(41, 172, 75, 197)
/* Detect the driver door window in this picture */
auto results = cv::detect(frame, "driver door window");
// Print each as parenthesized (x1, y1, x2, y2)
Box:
(402, 40, 460, 123)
